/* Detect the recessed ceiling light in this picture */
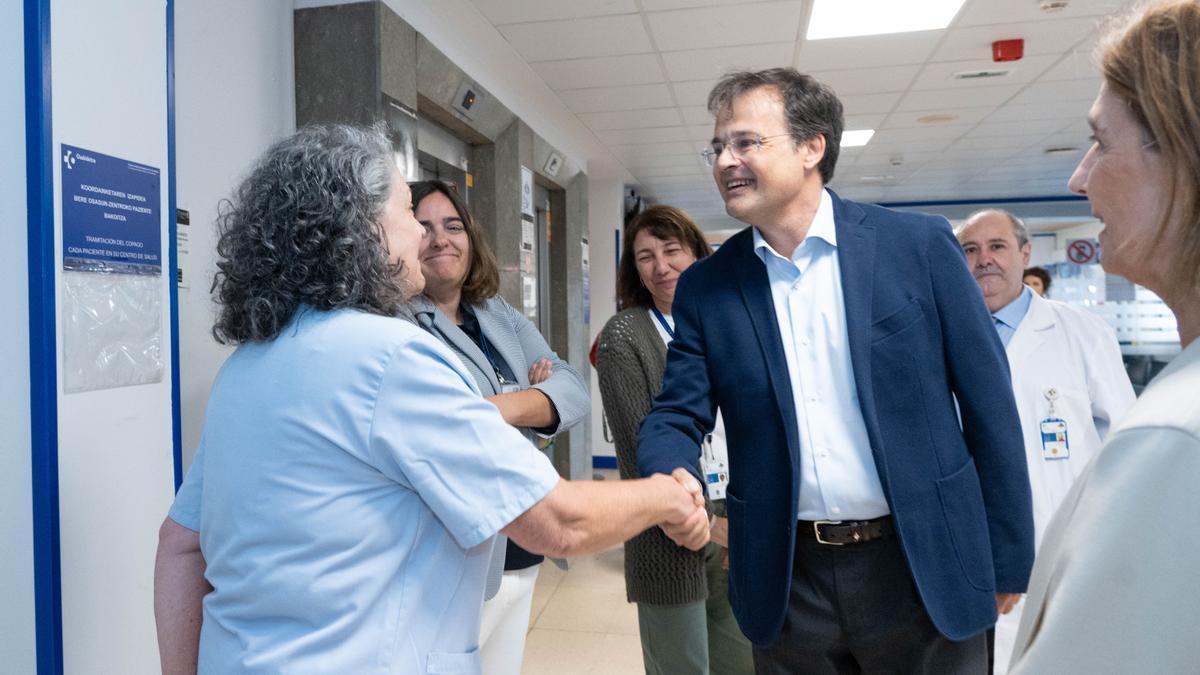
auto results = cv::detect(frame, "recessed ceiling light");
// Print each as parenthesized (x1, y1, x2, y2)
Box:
(842, 129, 875, 147)
(806, 0, 967, 40)
(917, 114, 959, 124)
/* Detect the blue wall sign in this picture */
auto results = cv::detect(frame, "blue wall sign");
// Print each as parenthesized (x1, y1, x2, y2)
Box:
(61, 144, 161, 273)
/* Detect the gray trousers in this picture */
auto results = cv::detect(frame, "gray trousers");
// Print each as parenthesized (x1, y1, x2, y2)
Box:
(753, 534, 987, 675)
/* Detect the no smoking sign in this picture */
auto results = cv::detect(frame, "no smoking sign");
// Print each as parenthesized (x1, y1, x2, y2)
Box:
(1066, 238, 1099, 265)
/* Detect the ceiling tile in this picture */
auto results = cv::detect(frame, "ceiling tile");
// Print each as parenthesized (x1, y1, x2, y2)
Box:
(578, 107, 683, 130)
(912, 54, 1059, 90)
(840, 91, 903, 115)
(1039, 49, 1101, 81)
(610, 140, 698, 159)
(895, 84, 1021, 111)
(1009, 78, 1100, 104)
(532, 54, 665, 90)
(640, 0, 747, 10)
(646, 1, 805, 52)
(932, 17, 1100, 62)
(955, 0, 1120, 28)
(798, 30, 941, 70)
(556, 83, 676, 113)
(811, 64, 922, 96)
(983, 99, 1090, 122)
(499, 14, 653, 62)
(681, 105, 716, 125)
(671, 79, 720, 107)
(966, 118, 1071, 138)
(596, 126, 691, 145)
(622, 153, 704, 169)
(884, 107, 992, 127)
(661, 43, 795, 82)
(633, 164, 710, 177)
(844, 113, 887, 129)
(869, 124, 974, 146)
(469, 0, 636, 25)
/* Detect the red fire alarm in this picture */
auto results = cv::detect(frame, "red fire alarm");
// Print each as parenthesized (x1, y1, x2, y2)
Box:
(993, 39, 1025, 62)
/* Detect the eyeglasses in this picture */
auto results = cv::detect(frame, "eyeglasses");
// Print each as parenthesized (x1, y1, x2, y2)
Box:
(701, 133, 791, 167)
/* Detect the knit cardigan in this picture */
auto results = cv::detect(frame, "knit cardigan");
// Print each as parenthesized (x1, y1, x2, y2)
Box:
(595, 307, 708, 606)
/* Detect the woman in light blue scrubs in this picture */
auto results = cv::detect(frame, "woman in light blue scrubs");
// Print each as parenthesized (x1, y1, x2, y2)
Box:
(153, 124, 712, 675)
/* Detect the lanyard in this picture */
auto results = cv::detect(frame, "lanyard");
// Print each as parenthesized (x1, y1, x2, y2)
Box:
(478, 335, 511, 385)
(651, 306, 675, 340)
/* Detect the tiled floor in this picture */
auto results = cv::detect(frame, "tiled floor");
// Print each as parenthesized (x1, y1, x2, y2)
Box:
(520, 470, 645, 674)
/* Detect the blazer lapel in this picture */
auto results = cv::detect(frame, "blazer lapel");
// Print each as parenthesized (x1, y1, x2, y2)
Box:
(731, 230, 800, 463)
(474, 300, 529, 386)
(412, 297, 502, 395)
(831, 193, 880, 435)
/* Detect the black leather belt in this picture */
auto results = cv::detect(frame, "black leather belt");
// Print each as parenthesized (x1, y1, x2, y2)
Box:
(797, 516, 894, 545)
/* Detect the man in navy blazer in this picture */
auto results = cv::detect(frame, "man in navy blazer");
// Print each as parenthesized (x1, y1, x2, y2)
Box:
(640, 68, 1033, 672)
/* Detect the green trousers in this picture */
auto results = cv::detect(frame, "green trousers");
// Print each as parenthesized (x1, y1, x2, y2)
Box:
(636, 543, 754, 675)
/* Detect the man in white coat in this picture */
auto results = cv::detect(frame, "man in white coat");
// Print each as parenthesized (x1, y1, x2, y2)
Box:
(956, 209, 1135, 673)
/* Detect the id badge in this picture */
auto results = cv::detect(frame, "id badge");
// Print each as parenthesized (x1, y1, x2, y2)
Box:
(699, 434, 729, 500)
(500, 383, 522, 394)
(1040, 418, 1070, 460)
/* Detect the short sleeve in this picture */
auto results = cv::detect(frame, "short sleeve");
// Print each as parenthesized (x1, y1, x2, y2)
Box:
(167, 438, 205, 532)
(368, 332, 561, 550)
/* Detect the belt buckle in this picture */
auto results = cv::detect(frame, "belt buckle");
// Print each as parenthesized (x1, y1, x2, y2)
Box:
(813, 520, 844, 546)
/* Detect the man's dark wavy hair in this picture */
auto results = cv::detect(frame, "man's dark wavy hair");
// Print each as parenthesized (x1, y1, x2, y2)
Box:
(211, 124, 409, 344)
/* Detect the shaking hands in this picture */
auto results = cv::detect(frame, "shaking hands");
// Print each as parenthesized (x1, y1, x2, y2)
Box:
(659, 468, 710, 551)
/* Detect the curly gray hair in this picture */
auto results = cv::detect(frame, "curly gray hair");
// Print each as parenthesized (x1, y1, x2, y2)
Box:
(211, 124, 409, 344)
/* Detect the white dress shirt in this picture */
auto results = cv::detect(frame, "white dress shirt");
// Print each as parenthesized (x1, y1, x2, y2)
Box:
(752, 189, 889, 521)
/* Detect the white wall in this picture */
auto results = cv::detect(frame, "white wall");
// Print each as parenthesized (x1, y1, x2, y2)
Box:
(586, 171, 623, 462)
(175, 0, 297, 466)
(1, 4, 36, 673)
(51, 1, 176, 670)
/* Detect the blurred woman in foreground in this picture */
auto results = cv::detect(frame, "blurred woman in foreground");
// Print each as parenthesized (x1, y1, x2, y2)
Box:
(596, 205, 753, 675)
(152, 125, 709, 675)
(1009, 2, 1200, 671)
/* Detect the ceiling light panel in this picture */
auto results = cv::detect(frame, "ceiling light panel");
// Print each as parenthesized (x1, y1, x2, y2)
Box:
(807, 0, 967, 40)
(842, 129, 876, 147)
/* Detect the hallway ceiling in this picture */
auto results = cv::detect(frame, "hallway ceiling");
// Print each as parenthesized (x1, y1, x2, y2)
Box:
(468, 0, 1131, 231)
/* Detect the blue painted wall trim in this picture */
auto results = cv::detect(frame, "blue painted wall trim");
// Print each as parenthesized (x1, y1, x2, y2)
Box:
(592, 455, 617, 470)
(166, 0, 183, 491)
(876, 195, 1088, 208)
(24, 0, 64, 672)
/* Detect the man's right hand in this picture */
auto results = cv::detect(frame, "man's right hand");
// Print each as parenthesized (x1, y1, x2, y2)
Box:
(659, 468, 710, 551)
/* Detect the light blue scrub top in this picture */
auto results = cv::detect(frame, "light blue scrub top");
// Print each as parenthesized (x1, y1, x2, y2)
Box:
(169, 308, 560, 674)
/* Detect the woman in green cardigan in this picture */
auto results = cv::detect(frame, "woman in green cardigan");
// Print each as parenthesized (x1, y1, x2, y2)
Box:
(595, 205, 753, 675)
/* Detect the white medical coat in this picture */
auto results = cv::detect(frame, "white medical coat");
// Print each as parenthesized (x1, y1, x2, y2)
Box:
(993, 291, 1135, 673)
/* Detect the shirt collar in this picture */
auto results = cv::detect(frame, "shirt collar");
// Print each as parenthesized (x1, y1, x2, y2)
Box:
(752, 188, 837, 263)
(992, 285, 1034, 331)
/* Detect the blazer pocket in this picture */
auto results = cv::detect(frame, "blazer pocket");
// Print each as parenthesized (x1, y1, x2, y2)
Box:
(870, 298, 924, 344)
(935, 458, 997, 592)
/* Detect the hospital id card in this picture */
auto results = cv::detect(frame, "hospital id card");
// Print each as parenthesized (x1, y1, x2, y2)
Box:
(699, 434, 729, 500)
(1040, 418, 1070, 460)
